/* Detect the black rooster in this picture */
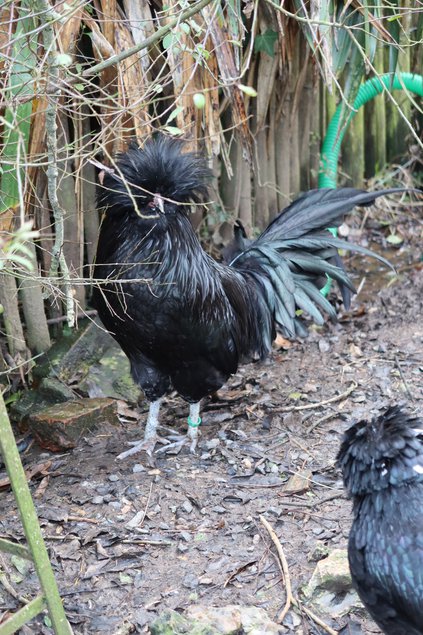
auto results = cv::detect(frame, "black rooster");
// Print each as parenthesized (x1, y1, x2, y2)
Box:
(337, 406, 423, 634)
(93, 136, 401, 459)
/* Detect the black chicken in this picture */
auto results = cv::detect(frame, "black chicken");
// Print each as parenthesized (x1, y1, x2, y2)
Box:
(92, 136, 401, 459)
(337, 406, 423, 634)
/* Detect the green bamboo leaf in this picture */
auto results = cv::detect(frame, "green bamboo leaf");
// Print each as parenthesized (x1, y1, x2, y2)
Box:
(226, 0, 242, 67)
(164, 125, 183, 136)
(166, 105, 184, 124)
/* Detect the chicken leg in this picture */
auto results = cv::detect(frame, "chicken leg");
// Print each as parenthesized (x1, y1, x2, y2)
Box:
(117, 398, 163, 460)
(117, 400, 201, 460)
(155, 402, 201, 455)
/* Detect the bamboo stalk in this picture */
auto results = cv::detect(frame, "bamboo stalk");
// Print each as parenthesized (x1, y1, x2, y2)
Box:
(343, 104, 365, 187)
(0, 393, 73, 634)
(365, 48, 386, 178)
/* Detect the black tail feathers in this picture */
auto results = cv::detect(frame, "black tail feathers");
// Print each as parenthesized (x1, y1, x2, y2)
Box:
(230, 187, 409, 338)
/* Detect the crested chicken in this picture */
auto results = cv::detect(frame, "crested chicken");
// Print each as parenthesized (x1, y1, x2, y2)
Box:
(93, 136, 402, 459)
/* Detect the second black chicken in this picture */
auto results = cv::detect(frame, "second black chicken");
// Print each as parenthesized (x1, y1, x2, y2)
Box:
(93, 136, 403, 458)
(337, 406, 423, 634)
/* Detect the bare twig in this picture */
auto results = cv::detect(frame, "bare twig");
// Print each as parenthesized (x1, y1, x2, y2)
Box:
(306, 411, 337, 434)
(278, 382, 357, 413)
(298, 603, 338, 635)
(259, 515, 294, 622)
(394, 355, 414, 401)
(260, 516, 339, 634)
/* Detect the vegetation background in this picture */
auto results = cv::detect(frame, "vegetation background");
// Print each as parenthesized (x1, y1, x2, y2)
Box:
(0, 0, 421, 387)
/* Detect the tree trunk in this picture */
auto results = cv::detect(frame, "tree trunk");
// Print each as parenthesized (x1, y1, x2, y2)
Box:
(19, 241, 51, 353)
(0, 273, 28, 358)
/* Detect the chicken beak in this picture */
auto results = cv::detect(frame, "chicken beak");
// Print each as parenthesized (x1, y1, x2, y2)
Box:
(153, 194, 165, 214)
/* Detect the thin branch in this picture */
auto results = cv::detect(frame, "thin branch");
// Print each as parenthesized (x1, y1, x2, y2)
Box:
(259, 515, 294, 622)
(260, 515, 338, 635)
(277, 382, 357, 413)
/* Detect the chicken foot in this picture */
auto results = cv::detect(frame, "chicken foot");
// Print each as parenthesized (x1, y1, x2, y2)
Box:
(117, 399, 164, 460)
(116, 400, 201, 460)
(155, 402, 201, 455)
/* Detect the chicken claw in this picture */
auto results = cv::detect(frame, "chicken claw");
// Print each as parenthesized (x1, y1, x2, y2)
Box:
(155, 425, 200, 456)
(117, 435, 165, 460)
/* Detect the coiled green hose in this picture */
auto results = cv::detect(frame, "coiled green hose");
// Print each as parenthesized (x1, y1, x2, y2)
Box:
(318, 72, 423, 295)
(319, 72, 423, 189)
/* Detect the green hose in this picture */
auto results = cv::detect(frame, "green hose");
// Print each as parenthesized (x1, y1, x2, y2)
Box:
(318, 72, 423, 295)
(319, 72, 423, 189)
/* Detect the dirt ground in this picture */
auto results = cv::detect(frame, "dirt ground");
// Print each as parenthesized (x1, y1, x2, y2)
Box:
(1, 209, 422, 635)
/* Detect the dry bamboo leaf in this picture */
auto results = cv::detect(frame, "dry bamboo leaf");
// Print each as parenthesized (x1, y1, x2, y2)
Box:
(82, 11, 115, 60)
(202, 43, 221, 157)
(0, 461, 52, 491)
(115, 20, 152, 141)
(25, 96, 47, 219)
(122, 0, 155, 73)
(0, 5, 12, 75)
(203, 5, 252, 162)
(82, 10, 119, 156)
(255, 52, 278, 131)
(98, 0, 118, 49)
(55, 0, 83, 55)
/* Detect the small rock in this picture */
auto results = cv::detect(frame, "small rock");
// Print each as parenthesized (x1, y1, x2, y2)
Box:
(187, 605, 282, 634)
(182, 500, 194, 514)
(108, 501, 121, 510)
(282, 470, 312, 495)
(91, 496, 104, 505)
(28, 398, 118, 451)
(212, 505, 226, 514)
(318, 338, 330, 353)
(307, 541, 330, 562)
(204, 439, 220, 450)
(132, 464, 145, 473)
(177, 542, 189, 553)
(304, 548, 352, 596)
(108, 474, 120, 482)
(198, 576, 213, 585)
(126, 511, 144, 528)
(182, 573, 199, 589)
(149, 610, 197, 635)
(95, 486, 109, 495)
